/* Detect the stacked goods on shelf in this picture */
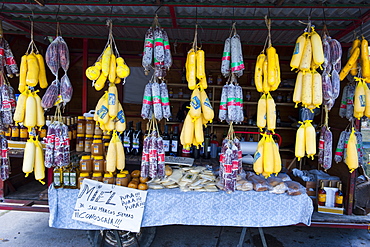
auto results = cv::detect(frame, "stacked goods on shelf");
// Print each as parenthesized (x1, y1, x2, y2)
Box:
(219, 24, 244, 124)
(218, 124, 243, 193)
(254, 18, 279, 133)
(179, 25, 214, 150)
(86, 21, 130, 91)
(142, 16, 172, 77)
(252, 133, 281, 178)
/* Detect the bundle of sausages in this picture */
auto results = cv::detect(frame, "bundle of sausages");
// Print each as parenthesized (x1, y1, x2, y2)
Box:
(322, 35, 342, 111)
(318, 125, 332, 171)
(335, 129, 363, 166)
(140, 130, 165, 179)
(0, 134, 9, 180)
(43, 36, 72, 107)
(0, 74, 15, 129)
(44, 120, 70, 168)
(142, 25, 172, 78)
(141, 80, 171, 121)
(218, 82, 244, 124)
(221, 27, 245, 78)
(0, 38, 19, 78)
(219, 136, 242, 194)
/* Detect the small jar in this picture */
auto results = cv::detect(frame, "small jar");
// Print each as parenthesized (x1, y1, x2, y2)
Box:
(122, 170, 131, 182)
(93, 155, 105, 173)
(91, 172, 103, 182)
(116, 173, 129, 187)
(77, 116, 86, 134)
(84, 134, 93, 153)
(94, 122, 103, 135)
(19, 124, 28, 142)
(76, 134, 85, 152)
(79, 155, 92, 173)
(91, 139, 104, 156)
(11, 124, 19, 141)
(78, 172, 90, 189)
(85, 117, 95, 135)
(103, 173, 115, 184)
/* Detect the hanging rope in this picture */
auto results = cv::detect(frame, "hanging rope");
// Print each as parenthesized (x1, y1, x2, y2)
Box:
(265, 15, 272, 48)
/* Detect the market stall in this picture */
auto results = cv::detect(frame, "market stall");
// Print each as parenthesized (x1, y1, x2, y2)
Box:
(0, 3, 370, 247)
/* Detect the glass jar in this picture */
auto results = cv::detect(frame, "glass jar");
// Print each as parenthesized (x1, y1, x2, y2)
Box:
(77, 116, 86, 134)
(11, 124, 19, 141)
(93, 155, 105, 173)
(91, 172, 103, 182)
(84, 134, 93, 153)
(85, 117, 95, 135)
(79, 155, 92, 173)
(69, 165, 78, 189)
(19, 124, 28, 142)
(116, 173, 129, 187)
(78, 172, 90, 189)
(53, 166, 63, 188)
(103, 173, 115, 184)
(94, 122, 103, 135)
(76, 134, 85, 152)
(122, 170, 131, 182)
(91, 139, 104, 156)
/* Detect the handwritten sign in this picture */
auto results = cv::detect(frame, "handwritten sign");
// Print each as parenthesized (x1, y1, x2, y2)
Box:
(72, 179, 147, 232)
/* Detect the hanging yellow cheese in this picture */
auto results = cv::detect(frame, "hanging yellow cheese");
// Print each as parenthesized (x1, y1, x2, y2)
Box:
(266, 93, 276, 133)
(253, 135, 265, 175)
(254, 53, 266, 93)
(290, 33, 306, 70)
(299, 36, 312, 72)
(345, 128, 359, 173)
(266, 46, 277, 86)
(295, 123, 305, 161)
(305, 120, 316, 159)
(293, 71, 304, 107)
(257, 94, 267, 130)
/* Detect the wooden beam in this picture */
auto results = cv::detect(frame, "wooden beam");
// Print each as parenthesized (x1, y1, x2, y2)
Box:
(169, 6, 178, 28)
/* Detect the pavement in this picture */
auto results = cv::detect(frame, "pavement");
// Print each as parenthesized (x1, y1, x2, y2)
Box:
(0, 210, 369, 247)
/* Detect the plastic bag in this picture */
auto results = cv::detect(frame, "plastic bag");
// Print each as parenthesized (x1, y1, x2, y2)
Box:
(285, 181, 306, 196)
(41, 80, 60, 109)
(60, 73, 73, 105)
(248, 173, 269, 192)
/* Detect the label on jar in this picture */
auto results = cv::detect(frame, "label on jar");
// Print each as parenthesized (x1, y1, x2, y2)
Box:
(70, 173, 77, 186)
(94, 162, 101, 171)
(20, 128, 28, 138)
(78, 141, 84, 148)
(77, 123, 83, 132)
(123, 136, 130, 148)
(116, 181, 121, 186)
(63, 172, 70, 186)
(132, 137, 139, 149)
(81, 162, 87, 170)
(86, 123, 93, 131)
(93, 145, 100, 154)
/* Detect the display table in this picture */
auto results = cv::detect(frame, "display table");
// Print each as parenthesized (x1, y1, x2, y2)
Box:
(48, 185, 313, 230)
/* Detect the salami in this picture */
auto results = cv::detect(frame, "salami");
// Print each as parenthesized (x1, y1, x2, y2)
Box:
(162, 29, 172, 70)
(335, 130, 349, 163)
(345, 85, 355, 120)
(322, 36, 331, 71)
(322, 127, 333, 170)
(329, 38, 342, 69)
(322, 72, 333, 101)
(45, 122, 56, 168)
(0, 135, 9, 180)
(140, 135, 150, 178)
(142, 28, 154, 72)
(226, 84, 237, 123)
(157, 136, 165, 178)
(219, 85, 229, 121)
(318, 126, 326, 167)
(41, 80, 60, 109)
(45, 38, 60, 76)
(160, 81, 171, 120)
(221, 38, 231, 77)
(230, 35, 244, 77)
(141, 83, 153, 119)
(148, 133, 158, 178)
(0, 38, 19, 77)
(151, 81, 163, 121)
(339, 85, 349, 118)
(58, 37, 70, 71)
(235, 84, 244, 123)
(355, 131, 363, 166)
(60, 73, 73, 105)
(154, 27, 165, 65)
(331, 69, 340, 99)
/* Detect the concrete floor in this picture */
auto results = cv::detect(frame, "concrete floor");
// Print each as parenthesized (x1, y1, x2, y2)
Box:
(0, 210, 369, 247)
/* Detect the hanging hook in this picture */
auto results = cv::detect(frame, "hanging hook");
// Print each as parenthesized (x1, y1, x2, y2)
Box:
(154, 5, 163, 16)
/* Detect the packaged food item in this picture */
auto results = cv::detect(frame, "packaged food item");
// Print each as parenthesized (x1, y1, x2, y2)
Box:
(285, 181, 306, 196)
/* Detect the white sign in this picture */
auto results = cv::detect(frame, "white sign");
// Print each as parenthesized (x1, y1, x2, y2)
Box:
(165, 156, 194, 166)
(72, 179, 147, 232)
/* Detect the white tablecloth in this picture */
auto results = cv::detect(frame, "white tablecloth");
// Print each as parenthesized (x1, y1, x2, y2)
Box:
(48, 185, 313, 230)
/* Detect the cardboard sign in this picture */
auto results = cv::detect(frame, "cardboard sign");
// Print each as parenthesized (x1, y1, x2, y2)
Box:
(165, 156, 194, 166)
(72, 179, 147, 232)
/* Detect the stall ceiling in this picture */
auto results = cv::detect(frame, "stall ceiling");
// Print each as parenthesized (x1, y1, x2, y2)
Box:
(1, 1, 370, 46)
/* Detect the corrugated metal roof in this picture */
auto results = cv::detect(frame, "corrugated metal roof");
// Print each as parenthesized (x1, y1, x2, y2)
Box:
(1, 1, 369, 46)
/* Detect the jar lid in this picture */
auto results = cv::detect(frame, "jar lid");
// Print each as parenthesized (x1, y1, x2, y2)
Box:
(93, 135, 102, 139)
(81, 155, 91, 159)
(77, 134, 85, 137)
(92, 172, 102, 177)
(117, 173, 127, 178)
(94, 155, 104, 160)
(86, 117, 94, 120)
(86, 134, 94, 138)
(93, 139, 102, 143)
(103, 135, 111, 139)
(104, 173, 114, 178)
(78, 116, 85, 120)
(80, 172, 90, 177)
(122, 170, 129, 174)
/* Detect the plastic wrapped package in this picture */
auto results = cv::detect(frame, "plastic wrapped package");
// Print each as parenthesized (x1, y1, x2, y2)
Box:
(236, 179, 253, 191)
(41, 80, 59, 109)
(248, 174, 269, 192)
(285, 181, 306, 196)
(276, 173, 292, 181)
(60, 73, 73, 105)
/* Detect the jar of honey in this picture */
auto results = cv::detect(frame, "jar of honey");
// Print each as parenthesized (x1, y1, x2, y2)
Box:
(91, 172, 103, 182)
(79, 155, 92, 173)
(84, 134, 93, 153)
(76, 134, 85, 152)
(103, 173, 115, 184)
(78, 172, 90, 189)
(93, 156, 105, 173)
(85, 117, 95, 135)
(116, 173, 129, 187)
(77, 116, 86, 134)
(91, 139, 104, 156)
(94, 122, 103, 135)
